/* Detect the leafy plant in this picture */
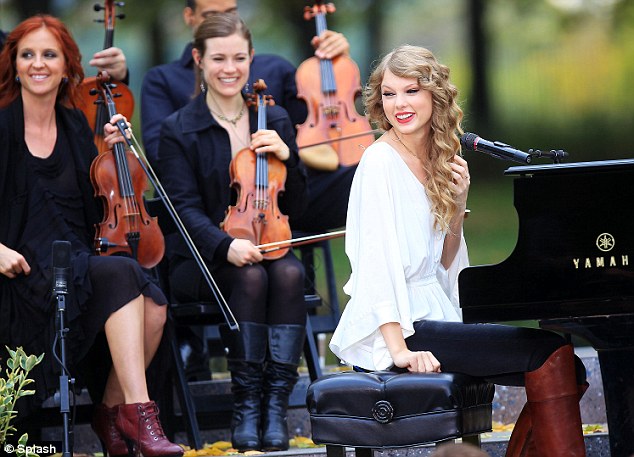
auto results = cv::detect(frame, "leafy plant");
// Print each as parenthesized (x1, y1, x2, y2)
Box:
(0, 347, 44, 451)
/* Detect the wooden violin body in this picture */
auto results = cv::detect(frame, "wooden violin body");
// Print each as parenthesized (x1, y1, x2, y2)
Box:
(91, 146, 165, 268)
(78, 0, 135, 153)
(90, 73, 164, 268)
(221, 80, 292, 260)
(295, 1, 374, 168)
(296, 54, 371, 167)
(223, 148, 291, 260)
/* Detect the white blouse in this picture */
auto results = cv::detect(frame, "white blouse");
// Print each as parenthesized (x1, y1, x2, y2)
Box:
(329, 141, 469, 371)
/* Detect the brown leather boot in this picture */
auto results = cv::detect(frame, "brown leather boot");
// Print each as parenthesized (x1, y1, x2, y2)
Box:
(507, 378, 589, 457)
(506, 381, 588, 457)
(505, 403, 532, 457)
(524, 345, 586, 457)
(115, 401, 183, 457)
(92, 403, 129, 457)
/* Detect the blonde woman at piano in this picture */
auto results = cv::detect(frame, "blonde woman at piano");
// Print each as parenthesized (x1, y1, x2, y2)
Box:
(330, 45, 587, 457)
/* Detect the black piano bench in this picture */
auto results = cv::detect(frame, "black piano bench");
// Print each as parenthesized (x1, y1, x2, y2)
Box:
(306, 371, 495, 457)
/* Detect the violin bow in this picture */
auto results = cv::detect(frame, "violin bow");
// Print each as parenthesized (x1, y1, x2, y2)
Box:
(113, 121, 240, 331)
(256, 230, 345, 254)
(299, 129, 381, 149)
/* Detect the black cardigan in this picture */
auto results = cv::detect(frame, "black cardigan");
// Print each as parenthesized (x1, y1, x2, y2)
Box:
(0, 97, 101, 346)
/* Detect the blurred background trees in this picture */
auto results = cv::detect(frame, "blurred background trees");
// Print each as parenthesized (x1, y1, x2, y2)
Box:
(3, 0, 633, 167)
(2, 0, 634, 266)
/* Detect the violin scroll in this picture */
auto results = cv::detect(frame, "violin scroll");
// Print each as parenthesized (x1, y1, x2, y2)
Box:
(303, 1, 335, 21)
(246, 79, 275, 109)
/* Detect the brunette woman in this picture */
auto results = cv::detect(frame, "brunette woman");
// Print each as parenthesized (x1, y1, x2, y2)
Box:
(156, 13, 308, 452)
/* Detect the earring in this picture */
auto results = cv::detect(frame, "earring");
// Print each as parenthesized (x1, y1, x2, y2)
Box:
(15, 76, 20, 83)
(62, 76, 68, 84)
(243, 82, 249, 93)
(200, 70, 206, 93)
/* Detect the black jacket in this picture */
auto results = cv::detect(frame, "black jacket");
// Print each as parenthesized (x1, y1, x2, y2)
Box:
(0, 97, 100, 346)
(156, 93, 307, 266)
(141, 43, 307, 167)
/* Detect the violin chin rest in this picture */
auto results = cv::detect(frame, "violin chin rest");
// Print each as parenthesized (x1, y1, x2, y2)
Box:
(299, 144, 339, 171)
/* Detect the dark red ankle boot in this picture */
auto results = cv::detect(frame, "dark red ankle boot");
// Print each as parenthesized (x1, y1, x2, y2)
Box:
(115, 401, 183, 457)
(91, 403, 129, 457)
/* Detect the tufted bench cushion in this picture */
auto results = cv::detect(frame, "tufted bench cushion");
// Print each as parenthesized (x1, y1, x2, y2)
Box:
(306, 371, 495, 449)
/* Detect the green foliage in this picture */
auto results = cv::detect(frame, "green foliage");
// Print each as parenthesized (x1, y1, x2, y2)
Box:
(0, 346, 44, 453)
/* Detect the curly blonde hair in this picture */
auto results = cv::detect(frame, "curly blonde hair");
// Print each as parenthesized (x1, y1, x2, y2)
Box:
(364, 45, 463, 231)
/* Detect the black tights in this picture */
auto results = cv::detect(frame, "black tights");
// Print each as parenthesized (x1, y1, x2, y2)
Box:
(406, 320, 587, 386)
(170, 252, 307, 325)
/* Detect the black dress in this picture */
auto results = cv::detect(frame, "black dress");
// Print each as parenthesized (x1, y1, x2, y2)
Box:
(2, 107, 166, 415)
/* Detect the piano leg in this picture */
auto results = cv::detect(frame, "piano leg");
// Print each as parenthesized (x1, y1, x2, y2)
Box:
(596, 348, 634, 457)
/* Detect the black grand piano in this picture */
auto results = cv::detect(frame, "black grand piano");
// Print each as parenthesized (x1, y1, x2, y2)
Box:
(459, 158, 634, 457)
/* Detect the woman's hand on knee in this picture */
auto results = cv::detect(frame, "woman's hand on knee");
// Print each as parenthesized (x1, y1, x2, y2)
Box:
(393, 349, 442, 373)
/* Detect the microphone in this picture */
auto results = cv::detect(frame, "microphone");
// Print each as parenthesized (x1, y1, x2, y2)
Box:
(461, 132, 532, 164)
(52, 240, 72, 296)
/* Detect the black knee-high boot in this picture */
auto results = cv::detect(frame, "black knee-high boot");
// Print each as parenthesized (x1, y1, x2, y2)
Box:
(219, 322, 268, 452)
(261, 324, 306, 451)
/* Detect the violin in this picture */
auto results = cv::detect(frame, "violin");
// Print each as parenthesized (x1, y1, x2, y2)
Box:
(90, 72, 164, 268)
(78, 0, 135, 153)
(221, 80, 292, 261)
(295, 0, 374, 169)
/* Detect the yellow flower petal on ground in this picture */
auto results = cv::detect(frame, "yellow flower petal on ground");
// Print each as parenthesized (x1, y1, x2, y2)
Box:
(208, 441, 233, 450)
(291, 436, 320, 448)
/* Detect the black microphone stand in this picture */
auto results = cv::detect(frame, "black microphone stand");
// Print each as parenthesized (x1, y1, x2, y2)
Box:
(53, 242, 74, 457)
(55, 288, 73, 457)
(527, 148, 569, 164)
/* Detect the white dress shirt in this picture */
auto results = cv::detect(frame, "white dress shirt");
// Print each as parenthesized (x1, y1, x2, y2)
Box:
(329, 141, 469, 371)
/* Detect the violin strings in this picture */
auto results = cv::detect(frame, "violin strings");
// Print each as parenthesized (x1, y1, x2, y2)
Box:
(316, 13, 338, 134)
(117, 144, 139, 234)
(256, 95, 269, 211)
(106, 88, 139, 234)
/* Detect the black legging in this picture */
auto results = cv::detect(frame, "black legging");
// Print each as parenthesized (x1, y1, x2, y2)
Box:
(170, 251, 307, 325)
(406, 320, 587, 386)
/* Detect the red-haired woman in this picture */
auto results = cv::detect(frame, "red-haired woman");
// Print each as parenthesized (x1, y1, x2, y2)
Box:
(0, 15, 182, 457)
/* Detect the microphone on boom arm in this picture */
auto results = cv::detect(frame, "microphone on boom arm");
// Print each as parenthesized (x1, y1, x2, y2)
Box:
(460, 132, 532, 164)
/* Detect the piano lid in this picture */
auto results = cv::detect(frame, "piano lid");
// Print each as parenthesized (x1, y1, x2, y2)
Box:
(459, 158, 634, 324)
(504, 158, 634, 176)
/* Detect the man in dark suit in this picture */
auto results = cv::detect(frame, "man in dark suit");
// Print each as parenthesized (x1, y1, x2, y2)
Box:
(141, 0, 356, 233)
